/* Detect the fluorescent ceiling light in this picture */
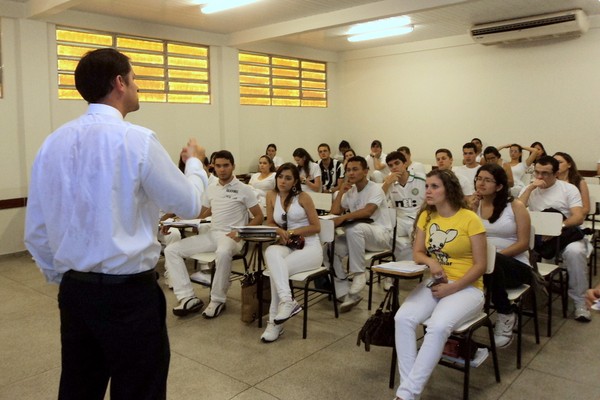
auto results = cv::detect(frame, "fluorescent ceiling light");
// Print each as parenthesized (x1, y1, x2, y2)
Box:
(347, 16, 411, 35)
(348, 25, 414, 42)
(201, 0, 261, 14)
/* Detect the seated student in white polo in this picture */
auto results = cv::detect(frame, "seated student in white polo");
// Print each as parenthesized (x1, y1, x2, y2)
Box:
(435, 148, 472, 196)
(398, 146, 427, 177)
(330, 156, 393, 312)
(518, 155, 590, 322)
(164, 150, 263, 319)
(382, 151, 426, 260)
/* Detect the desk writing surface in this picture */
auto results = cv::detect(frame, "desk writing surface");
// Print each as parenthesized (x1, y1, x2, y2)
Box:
(373, 261, 427, 276)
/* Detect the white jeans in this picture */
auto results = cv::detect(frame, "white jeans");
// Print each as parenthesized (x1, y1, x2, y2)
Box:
(561, 238, 591, 308)
(331, 223, 391, 294)
(164, 230, 243, 303)
(394, 283, 484, 400)
(264, 239, 323, 322)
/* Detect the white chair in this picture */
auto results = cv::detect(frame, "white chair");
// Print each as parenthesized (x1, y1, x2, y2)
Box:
(529, 211, 568, 337)
(189, 243, 249, 288)
(263, 218, 338, 339)
(584, 184, 600, 284)
(307, 191, 333, 214)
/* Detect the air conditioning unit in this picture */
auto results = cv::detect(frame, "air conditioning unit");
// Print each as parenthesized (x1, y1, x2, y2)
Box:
(470, 9, 589, 45)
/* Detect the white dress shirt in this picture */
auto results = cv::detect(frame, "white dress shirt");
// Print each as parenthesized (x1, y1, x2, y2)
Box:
(25, 104, 204, 283)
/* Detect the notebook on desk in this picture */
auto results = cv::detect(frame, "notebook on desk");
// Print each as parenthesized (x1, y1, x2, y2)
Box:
(374, 261, 427, 274)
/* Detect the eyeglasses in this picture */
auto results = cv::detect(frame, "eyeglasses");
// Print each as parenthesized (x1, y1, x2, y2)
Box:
(281, 213, 287, 230)
(474, 176, 496, 184)
(533, 170, 553, 177)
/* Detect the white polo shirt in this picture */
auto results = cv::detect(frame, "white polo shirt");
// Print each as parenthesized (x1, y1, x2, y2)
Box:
(202, 177, 259, 233)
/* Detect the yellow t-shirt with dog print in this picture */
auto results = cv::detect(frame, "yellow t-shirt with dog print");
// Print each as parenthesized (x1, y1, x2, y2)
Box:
(417, 208, 485, 290)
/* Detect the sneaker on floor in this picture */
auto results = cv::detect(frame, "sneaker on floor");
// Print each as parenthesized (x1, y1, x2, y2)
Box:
(202, 301, 226, 319)
(494, 312, 516, 348)
(383, 277, 393, 292)
(575, 306, 592, 322)
(261, 322, 284, 343)
(340, 294, 362, 313)
(349, 272, 367, 296)
(274, 300, 302, 325)
(190, 271, 212, 287)
(172, 296, 203, 317)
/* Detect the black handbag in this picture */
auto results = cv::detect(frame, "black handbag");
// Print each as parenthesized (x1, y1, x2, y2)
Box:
(356, 288, 395, 351)
(534, 208, 585, 259)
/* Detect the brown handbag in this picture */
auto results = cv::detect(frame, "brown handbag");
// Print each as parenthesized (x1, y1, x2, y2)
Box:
(240, 270, 271, 323)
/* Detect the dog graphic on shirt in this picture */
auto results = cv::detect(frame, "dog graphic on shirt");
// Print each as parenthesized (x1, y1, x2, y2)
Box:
(427, 223, 458, 266)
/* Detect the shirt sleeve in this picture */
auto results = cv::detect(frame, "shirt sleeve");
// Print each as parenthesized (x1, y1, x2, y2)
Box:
(311, 162, 321, 179)
(140, 133, 202, 219)
(566, 184, 583, 208)
(465, 210, 486, 236)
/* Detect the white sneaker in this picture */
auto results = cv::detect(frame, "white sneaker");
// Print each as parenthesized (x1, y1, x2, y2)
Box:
(261, 322, 284, 343)
(172, 296, 203, 317)
(575, 305, 592, 322)
(202, 301, 226, 319)
(190, 271, 212, 286)
(340, 293, 362, 313)
(349, 272, 367, 296)
(494, 312, 516, 348)
(274, 300, 302, 325)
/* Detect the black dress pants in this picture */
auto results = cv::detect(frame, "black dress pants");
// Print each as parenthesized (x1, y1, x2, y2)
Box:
(57, 271, 170, 400)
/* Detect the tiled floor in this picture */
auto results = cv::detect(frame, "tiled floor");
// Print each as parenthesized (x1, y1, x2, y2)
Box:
(1, 251, 599, 400)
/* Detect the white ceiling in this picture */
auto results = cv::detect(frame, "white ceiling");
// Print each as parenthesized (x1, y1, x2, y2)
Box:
(15, 0, 600, 52)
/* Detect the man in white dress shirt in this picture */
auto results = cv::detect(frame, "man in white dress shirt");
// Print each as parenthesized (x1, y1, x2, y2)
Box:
(24, 48, 204, 400)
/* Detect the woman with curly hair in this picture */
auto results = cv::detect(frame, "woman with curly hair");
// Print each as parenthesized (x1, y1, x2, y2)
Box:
(393, 169, 486, 400)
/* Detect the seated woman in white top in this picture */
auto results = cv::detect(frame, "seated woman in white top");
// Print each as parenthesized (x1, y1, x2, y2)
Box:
(498, 143, 539, 194)
(262, 163, 322, 343)
(471, 163, 532, 348)
(249, 155, 276, 213)
(266, 143, 284, 168)
(293, 147, 322, 193)
(554, 152, 591, 216)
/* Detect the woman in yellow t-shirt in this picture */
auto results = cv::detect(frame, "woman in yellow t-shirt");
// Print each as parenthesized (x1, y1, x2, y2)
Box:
(393, 169, 487, 400)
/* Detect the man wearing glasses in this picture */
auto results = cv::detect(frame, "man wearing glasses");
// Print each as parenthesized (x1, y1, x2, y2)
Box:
(518, 155, 589, 322)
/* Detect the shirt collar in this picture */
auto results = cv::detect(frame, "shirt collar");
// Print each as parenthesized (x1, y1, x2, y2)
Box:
(87, 103, 124, 121)
(218, 177, 239, 188)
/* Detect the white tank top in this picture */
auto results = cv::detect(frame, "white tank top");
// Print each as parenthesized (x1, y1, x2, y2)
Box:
(478, 202, 530, 265)
(274, 194, 318, 245)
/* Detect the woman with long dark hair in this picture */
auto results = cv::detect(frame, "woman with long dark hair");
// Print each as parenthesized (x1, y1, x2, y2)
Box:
(471, 163, 532, 347)
(293, 147, 322, 193)
(262, 163, 322, 343)
(393, 169, 486, 400)
(554, 152, 590, 216)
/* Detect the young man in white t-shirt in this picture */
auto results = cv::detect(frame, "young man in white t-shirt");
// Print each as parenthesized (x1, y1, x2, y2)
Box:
(165, 151, 263, 319)
(519, 156, 590, 322)
(330, 156, 393, 312)
(435, 148, 472, 196)
(453, 142, 480, 195)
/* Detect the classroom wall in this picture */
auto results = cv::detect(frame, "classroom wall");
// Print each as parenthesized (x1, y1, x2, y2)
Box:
(2, 9, 600, 255)
(337, 22, 600, 170)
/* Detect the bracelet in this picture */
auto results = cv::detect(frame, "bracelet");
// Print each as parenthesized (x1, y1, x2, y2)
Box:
(288, 230, 294, 236)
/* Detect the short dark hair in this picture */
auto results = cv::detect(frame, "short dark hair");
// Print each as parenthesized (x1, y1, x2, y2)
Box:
(318, 143, 330, 151)
(347, 155, 368, 170)
(435, 148, 453, 159)
(213, 150, 235, 165)
(483, 146, 501, 158)
(536, 155, 559, 173)
(75, 48, 132, 104)
(338, 140, 350, 151)
(397, 146, 411, 155)
(371, 140, 382, 148)
(386, 151, 407, 164)
(463, 142, 477, 152)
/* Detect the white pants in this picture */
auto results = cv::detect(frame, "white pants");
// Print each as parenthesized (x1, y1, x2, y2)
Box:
(164, 230, 243, 303)
(394, 283, 484, 400)
(331, 223, 391, 294)
(264, 240, 323, 322)
(158, 227, 182, 247)
(561, 238, 591, 308)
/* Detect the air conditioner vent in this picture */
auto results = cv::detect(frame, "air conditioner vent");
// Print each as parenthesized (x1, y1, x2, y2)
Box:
(470, 9, 588, 45)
